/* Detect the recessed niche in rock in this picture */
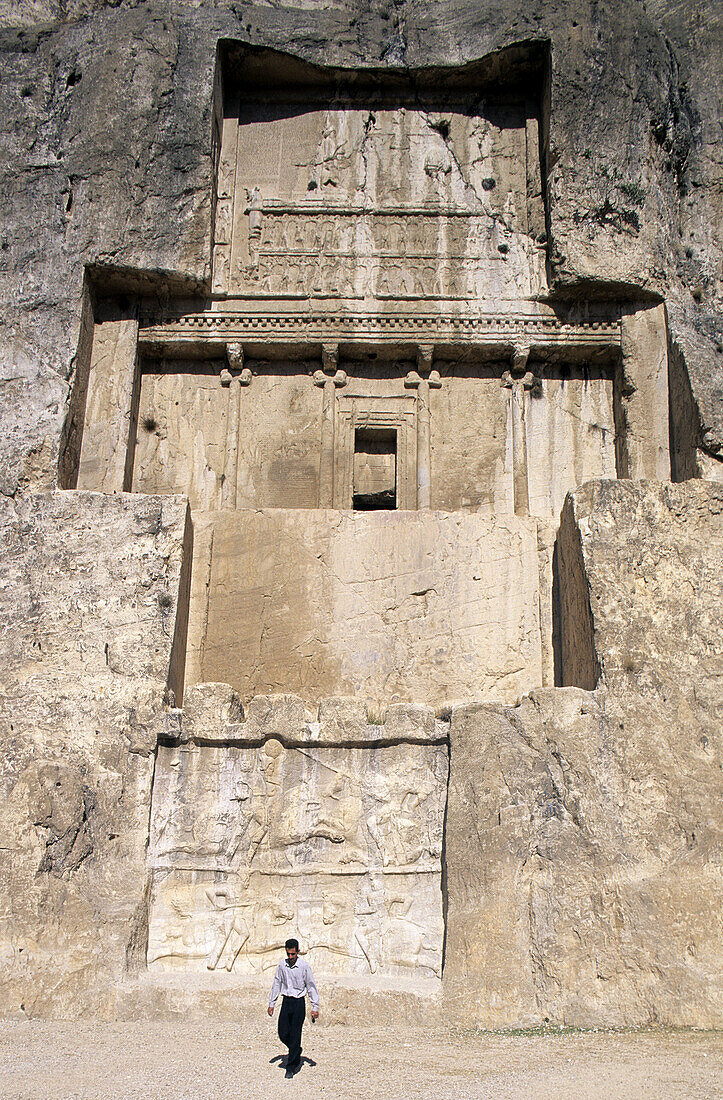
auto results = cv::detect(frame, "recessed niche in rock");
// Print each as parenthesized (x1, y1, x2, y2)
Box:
(212, 44, 549, 301)
(353, 427, 397, 510)
(147, 739, 448, 978)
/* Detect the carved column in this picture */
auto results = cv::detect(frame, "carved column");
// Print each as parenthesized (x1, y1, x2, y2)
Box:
(406, 346, 441, 510)
(501, 346, 537, 518)
(221, 342, 251, 509)
(314, 344, 347, 508)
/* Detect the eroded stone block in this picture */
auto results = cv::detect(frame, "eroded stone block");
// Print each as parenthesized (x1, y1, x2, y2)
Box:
(189, 508, 542, 707)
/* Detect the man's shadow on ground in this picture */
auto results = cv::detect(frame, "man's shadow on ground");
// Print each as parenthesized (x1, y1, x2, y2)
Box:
(270, 1054, 317, 1074)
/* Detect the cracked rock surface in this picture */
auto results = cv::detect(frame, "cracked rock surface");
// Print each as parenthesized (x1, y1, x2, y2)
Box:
(0, 0, 721, 491)
(0, 491, 189, 1016)
(444, 480, 722, 1028)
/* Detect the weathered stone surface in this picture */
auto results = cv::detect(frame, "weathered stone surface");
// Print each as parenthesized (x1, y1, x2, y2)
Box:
(558, 479, 723, 698)
(0, 0, 720, 1032)
(167, 689, 441, 746)
(445, 480, 722, 1027)
(129, 349, 626, 520)
(0, 1, 721, 490)
(187, 508, 542, 708)
(0, 491, 190, 1016)
(147, 739, 448, 979)
(444, 687, 722, 1028)
(77, 317, 139, 493)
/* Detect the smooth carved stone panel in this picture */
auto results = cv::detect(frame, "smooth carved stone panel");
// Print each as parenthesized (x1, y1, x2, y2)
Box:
(132, 364, 323, 511)
(524, 368, 617, 519)
(147, 740, 448, 978)
(188, 509, 542, 707)
(217, 102, 546, 300)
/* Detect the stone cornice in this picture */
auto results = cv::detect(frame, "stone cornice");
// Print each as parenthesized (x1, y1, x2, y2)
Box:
(138, 310, 622, 354)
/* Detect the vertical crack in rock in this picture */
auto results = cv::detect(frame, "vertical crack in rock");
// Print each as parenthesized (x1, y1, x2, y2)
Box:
(36, 786, 97, 879)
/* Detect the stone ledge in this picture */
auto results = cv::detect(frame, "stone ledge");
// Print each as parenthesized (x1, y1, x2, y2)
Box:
(168, 685, 445, 745)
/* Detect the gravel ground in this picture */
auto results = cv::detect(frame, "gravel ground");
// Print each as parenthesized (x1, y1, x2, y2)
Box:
(0, 1019, 719, 1100)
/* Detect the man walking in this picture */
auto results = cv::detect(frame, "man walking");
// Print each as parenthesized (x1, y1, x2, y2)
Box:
(268, 938, 320, 1078)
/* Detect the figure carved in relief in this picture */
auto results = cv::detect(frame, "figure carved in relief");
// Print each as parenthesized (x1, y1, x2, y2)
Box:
(205, 882, 253, 970)
(314, 770, 367, 865)
(305, 888, 376, 973)
(377, 893, 439, 975)
(246, 187, 263, 266)
(205, 881, 297, 971)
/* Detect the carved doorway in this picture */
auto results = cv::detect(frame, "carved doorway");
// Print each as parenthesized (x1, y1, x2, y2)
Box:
(334, 399, 418, 510)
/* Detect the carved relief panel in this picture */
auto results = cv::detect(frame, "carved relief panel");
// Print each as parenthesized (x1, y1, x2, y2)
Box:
(213, 96, 546, 300)
(147, 740, 448, 978)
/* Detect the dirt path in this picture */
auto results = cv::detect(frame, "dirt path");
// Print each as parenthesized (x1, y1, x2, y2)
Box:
(0, 1020, 719, 1100)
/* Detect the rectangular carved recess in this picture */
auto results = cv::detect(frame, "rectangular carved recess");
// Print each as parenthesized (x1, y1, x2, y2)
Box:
(147, 739, 449, 979)
(129, 44, 624, 516)
(353, 428, 397, 510)
(212, 43, 550, 303)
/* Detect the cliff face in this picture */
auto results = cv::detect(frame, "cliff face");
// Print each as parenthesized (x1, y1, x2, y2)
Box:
(0, 0, 720, 1026)
(0, 0, 721, 494)
(0, 492, 191, 1017)
(445, 481, 723, 1028)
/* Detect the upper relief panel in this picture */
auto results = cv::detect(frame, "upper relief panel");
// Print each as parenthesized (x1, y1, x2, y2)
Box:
(212, 48, 548, 306)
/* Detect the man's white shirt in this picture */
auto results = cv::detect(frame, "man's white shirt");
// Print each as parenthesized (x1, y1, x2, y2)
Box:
(269, 958, 319, 1010)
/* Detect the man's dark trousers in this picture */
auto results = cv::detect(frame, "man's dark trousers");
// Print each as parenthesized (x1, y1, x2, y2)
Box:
(278, 994, 305, 1070)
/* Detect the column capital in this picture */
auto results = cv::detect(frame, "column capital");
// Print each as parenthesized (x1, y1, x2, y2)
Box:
(314, 367, 347, 387)
(227, 341, 244, 370)
(502, 366, 537, 392)
(321, 343, 339, 373)
(416, 344, 435, 374)
(509, 343, 531, 376)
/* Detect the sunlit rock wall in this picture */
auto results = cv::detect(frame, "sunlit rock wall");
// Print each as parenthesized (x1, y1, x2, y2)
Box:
(0, 491, 190, 1016)
(184, 508, 542, 707)
(444, 480, 723, 1028)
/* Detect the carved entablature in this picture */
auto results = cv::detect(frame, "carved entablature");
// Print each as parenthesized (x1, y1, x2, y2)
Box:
(138, 310, 622, 358)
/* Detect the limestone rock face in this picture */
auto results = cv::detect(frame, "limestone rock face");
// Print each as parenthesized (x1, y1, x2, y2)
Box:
(558, 479, 723, 703)
(444, 481, 722, 1028)
(0, 0, 721, 491)
(0, 491, 190, 1016)
(185, 509, 542, 708)
(0, 0, 721, 1030)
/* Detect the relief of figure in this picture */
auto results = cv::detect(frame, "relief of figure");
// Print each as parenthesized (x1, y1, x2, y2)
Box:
(246, 187, 263, 266)
(377, 892, 440, 976)
(314, 770, 368, 866)
(265, 759, 367, 870)
(367, 770, 440, 871)
(205, 882, 297, 972)
(421, 266, 437, 297)
(223, 769, 270, 866)
(215, 197, 233, 245)
(152, 800, 197, 859)
(191, 807, 236, 858)
(305, 887, 376, 973)
(205, 881, 253, 971)
(212, 248, 230, 291)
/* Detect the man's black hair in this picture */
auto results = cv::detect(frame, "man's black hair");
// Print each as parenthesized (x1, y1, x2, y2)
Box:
(285, 937, 299, 951)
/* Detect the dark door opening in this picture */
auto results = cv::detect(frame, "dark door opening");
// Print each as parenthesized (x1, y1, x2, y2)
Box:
(353, 427, 397, 510)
